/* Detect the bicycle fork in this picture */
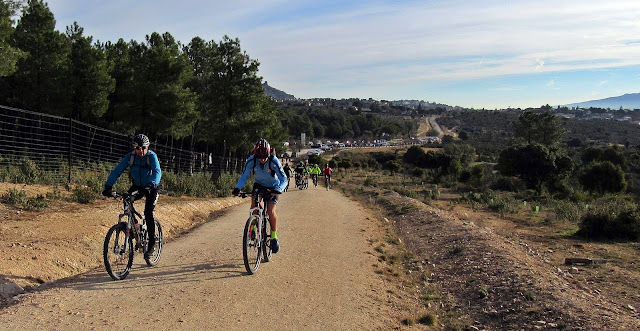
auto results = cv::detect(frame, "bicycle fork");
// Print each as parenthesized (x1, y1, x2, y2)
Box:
(248, 206, 263, 248)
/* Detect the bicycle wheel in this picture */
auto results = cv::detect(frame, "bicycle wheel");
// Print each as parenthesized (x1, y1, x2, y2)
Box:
(262, 216, 272, 262)
(243, 216, 261, 274)
(103, 223, 134, 280)
(144, 220, 163, 266)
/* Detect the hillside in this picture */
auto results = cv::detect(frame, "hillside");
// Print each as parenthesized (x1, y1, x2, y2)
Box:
(263, 81, 296, 101)
(564, 92, 640, 109)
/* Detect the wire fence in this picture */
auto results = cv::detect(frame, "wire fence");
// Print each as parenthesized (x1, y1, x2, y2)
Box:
(0, 105, 246, 185)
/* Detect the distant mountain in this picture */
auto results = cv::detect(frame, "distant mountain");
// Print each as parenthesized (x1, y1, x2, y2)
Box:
(564, 92, 640, 110)
(262, 81, 295, 101)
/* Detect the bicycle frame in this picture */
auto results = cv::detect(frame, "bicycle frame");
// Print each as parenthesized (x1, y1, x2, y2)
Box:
(104, 189, 163, 280)
(117, 191, 146, 252)
(239, 188, 272, 274)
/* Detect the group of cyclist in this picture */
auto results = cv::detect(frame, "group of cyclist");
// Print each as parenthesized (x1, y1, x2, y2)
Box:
(102, 135, 332, 259)
(288, 161, 332, 189)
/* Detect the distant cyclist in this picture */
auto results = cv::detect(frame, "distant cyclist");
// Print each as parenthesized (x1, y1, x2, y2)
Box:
(232, 138, 288, 253)
(294, 161, 306, 187)
(310, 163, 321, 187)
(102, 134, 161, 259)
(323, 164, 333, 188)
(282, 162, 292, 192)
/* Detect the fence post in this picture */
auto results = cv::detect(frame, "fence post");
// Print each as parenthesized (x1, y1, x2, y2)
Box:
(68, 118, 73, 186)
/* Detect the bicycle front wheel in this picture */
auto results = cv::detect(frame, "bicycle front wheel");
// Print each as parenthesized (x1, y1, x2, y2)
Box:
(103, 223, 133, 280)
(144, 220, 163, 266)
(243, 216, 261, 274)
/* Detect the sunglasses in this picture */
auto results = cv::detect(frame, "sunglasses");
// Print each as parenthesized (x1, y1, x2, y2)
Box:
(134, 146, 147, 150)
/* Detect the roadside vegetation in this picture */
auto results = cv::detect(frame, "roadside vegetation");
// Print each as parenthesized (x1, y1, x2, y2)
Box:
(317, 110, 640, 243)
(0, 158, 239, 207)
(312, 111, 640, 328)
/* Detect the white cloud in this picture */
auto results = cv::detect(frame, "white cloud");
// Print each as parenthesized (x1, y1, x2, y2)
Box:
(45, 0, 640, 107)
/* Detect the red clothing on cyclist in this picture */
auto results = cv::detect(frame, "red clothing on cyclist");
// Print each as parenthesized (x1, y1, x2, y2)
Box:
(323, 166, 332, 176)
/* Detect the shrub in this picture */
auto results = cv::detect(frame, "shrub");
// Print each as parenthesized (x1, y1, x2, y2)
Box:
(364, 176, 376, 187)
(487, 195, 519, 214)
(552, 200, 582, 222)
(491, 175, 525, 192)
(577, 203, 640, 240)
(72, 186, 97, 204)
(212, 172, 240, 197)
(1, 188, 27, 205)
(24, 194, 48, 210)
(18, 158, 40, 184)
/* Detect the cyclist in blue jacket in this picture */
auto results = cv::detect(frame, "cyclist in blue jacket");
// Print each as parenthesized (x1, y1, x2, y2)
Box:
(102, 134, 162, 259)
(233, 138, 287, 253)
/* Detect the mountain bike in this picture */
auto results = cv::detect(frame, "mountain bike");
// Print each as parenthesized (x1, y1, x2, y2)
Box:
(325, 174, 331, 191)
(296, 174, 308, 190)
(237, 188, 273, 274)
(103, 190, 163, 280)
(312, 174, 318, 188)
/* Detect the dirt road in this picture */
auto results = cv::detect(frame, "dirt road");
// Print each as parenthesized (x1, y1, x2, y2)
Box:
(0, 186, 405, 330)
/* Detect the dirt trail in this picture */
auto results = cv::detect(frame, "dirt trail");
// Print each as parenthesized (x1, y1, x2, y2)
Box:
(0, 187, 408, 330)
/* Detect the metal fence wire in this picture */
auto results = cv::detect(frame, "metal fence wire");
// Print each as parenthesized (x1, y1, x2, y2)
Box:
(0, 105, 245, 185)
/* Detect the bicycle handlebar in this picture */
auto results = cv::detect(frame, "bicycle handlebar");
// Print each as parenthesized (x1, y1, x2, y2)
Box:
(108, 190, 141, 199)
(235, 188, 279, 199)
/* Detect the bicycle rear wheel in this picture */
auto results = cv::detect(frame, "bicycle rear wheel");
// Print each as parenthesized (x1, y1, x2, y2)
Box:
(103, 223, 133, 280)
(262, 216, 272, 262)
(243, 216, 261, 274)
(144, 220, 163, 266)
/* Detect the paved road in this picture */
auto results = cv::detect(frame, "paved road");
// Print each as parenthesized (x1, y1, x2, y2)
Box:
(0, 186, 398, 330)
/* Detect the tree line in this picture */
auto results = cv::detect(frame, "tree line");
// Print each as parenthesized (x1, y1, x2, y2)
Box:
(0, 0, 419, 158)
(0, 0, 285, 156)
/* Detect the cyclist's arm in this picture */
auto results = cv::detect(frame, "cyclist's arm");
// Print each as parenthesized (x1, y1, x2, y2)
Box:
(105, 153, 132, 187)
(148, 151, 162, 186)
(271, 157, 288, 192)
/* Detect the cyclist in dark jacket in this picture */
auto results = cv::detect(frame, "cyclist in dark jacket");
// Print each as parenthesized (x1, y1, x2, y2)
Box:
(102, 134, 161, 259)
(283, 162, 292, 191)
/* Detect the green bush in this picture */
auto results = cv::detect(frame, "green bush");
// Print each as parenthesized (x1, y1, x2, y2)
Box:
(552, 200, 582, 222)
(488, 195, 519, 214)
(72, 186, 97, 204)
(1, 188, 27, 205)
(490, 175, 525, 192)
(211, 172, 239, 197)
(577, 203, 640, 240)
(24, 194, 48, 210)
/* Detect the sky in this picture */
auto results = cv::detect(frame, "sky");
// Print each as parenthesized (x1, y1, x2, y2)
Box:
(43, 0, 640, 109)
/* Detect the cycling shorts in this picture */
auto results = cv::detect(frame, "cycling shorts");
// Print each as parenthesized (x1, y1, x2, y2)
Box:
(252, 183, 279, 204)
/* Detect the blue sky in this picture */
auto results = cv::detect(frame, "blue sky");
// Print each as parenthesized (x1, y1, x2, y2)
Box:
(45, 0, 640, 109)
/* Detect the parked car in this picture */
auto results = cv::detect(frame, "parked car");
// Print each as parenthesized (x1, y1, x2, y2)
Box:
(307, 149, 323, 156)
(320, 144, 332, 151)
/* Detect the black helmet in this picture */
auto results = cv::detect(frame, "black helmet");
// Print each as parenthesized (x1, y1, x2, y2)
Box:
(253, 138, 270, 158)
(132, 134, 150, 148)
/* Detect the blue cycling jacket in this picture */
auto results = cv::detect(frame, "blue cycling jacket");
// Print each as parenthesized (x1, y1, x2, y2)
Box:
(105, 150, 162, 188)
(235, 154, 288, 192)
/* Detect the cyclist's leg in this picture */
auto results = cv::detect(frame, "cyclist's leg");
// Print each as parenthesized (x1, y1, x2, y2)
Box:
(266, 195, 280, 253)
(143, 187, 159, 252)
(266, 200, 278, 232)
